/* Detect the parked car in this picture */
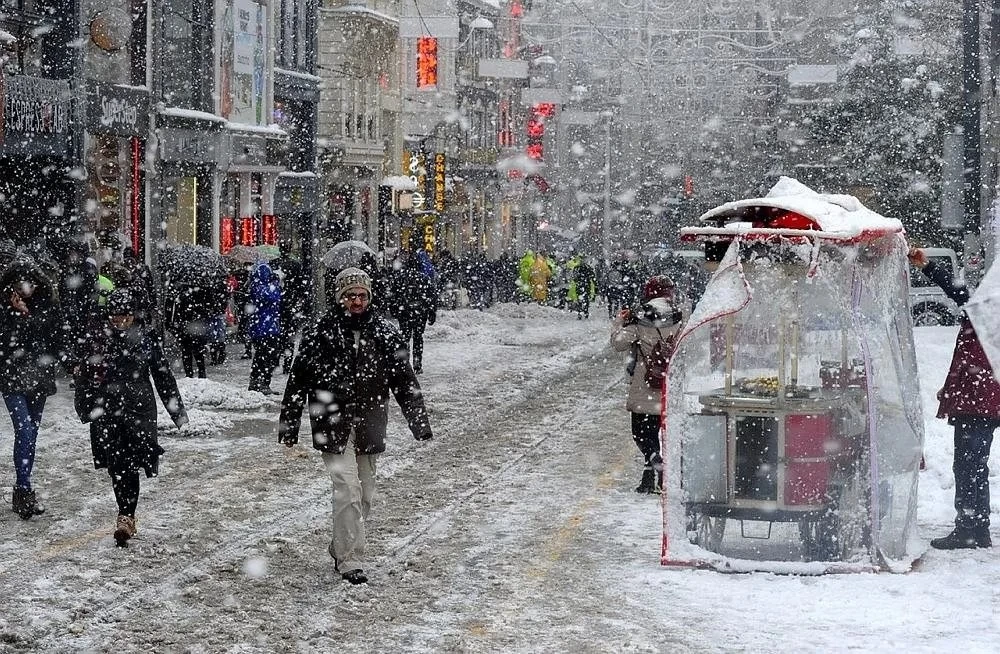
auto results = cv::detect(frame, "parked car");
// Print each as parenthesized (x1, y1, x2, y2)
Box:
(909, 247, 961, 326)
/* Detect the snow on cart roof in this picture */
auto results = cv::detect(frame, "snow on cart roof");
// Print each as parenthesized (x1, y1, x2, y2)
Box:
(685, 176, 903, 243)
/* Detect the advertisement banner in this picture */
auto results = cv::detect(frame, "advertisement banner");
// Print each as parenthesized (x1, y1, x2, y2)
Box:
(221, 0, 266, 126)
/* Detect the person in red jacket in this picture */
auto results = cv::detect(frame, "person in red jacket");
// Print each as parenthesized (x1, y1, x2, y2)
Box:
(910, 247, 1000, 549)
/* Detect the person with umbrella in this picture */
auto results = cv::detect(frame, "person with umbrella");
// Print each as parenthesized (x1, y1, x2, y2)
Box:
(388, 250, 437, 373)
(910, 247, 1000, 549)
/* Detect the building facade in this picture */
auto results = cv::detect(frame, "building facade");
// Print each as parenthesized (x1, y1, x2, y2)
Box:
(0, 0, 77, 246)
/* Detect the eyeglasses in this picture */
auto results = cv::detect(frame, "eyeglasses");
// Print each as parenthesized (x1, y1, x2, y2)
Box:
(343, 292, 370, 302)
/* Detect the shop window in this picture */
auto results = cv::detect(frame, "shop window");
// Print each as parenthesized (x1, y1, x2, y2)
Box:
(162, 0, 211, 110)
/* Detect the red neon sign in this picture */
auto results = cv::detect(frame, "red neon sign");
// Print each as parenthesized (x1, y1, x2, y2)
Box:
(130, 137, 141, 257)
(221, 217, 236, 254)
(417, 37, 438, 89)
(240, 217, 258, 245)
(262, 215, 278, 245)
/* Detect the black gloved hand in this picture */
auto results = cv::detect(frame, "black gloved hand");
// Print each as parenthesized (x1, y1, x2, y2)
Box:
(415, 430, 433, 441)
(427, 312, 436, 326)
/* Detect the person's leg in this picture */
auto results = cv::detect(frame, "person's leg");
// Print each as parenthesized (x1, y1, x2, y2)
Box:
(399, 322, 415, 366)
(110, 469, 141, 517)
(321, 446, 367, 576)
(248, 342, 264, 391)
(412, 322, 425, 372)
(5, 392, 47, 517)
(193, 338, 207, 378)
(258, 336, 281, 390)
(180, 335, 195, 378)
(357, 453, 379, 522)
(933, 419, 996, 549)
(953, 420, 995, 531)
(631, 412, 661, 493)
(110, 469, 141, 546)
(4, 393, 39, 491)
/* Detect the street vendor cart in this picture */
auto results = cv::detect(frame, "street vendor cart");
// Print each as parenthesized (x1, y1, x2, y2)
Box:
(661, 177, 924, 573)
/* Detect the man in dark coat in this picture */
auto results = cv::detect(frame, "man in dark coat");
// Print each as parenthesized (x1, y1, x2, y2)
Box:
(77, 289, 188, 547)
(167, 279, 227, 379)
(271, 254, 309, 374)
(911, 248, 1000, 549)
(0, 258, 71, 518)
(388, 252, 437, 373)
(278, 267, 432, 585)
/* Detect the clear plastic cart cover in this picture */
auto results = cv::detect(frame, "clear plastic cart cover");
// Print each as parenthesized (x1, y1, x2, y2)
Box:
(661, 234, 923, 573)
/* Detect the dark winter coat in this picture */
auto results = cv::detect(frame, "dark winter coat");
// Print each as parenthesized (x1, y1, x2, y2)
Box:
(78, 322, 186, 477)
(168, 283, 226, 343)
(58, 253, 99, 350)
(0, 261, 69, 396)
(278, 308, 432, 455)
(271, 256, 309, 331)
(248, 263, 282, 341)
(388, 265, 437, 326)
(923, 260, 1000, 421)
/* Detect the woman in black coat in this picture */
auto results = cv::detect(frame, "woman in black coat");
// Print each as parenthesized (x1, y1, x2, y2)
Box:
(0, 258, 70, 519)
(78, 289, 188, 547)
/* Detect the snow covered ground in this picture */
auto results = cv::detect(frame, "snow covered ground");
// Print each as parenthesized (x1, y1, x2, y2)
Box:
(0, 306, 998, 653)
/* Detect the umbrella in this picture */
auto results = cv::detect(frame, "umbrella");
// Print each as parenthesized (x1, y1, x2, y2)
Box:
(322, 239, 376, 270)
(159, 244, 227, 288)
(225, 244, 259, 264)
(255, 244, 281, 261)
(965, 256, 1000, 376)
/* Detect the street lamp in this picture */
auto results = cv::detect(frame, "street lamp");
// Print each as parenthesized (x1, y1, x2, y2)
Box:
(962, 0, 984, 282)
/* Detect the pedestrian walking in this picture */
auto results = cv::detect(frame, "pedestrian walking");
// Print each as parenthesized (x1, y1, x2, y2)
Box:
(910, 247, 1000, 549)
(389, 252, 438, 373)
(610, 275, 683, 493)
(76, 289, 188, 547)
(247, 262, 283, 394)
(278, 267, 433, 584)
(529, 252, 551, 304)
(166, 282, 219, 379)
(0, 257, 71, 518)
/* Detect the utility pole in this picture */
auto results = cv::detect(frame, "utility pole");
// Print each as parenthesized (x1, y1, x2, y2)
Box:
(962, 0, 984, 281)
(602, 114, 612, 260)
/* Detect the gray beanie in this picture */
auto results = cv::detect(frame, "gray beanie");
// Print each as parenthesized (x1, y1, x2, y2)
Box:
(334, 267, 372, 300)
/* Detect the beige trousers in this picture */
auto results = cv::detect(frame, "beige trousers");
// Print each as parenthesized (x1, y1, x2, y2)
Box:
(321, 432, 379, 573)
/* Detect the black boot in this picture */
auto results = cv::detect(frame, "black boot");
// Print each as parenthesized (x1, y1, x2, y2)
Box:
(342, 569, 368, 585)
(635, 468, 657, 494)
(12, 487, 45, 520)
(930, 526, 992, 550)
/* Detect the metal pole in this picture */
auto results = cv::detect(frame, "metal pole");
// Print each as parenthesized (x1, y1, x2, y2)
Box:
(602, 116, 612, 259)
(962, 0, 983, 278)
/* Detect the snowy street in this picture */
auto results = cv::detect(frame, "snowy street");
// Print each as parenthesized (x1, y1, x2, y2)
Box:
(1, 305, 999, 652)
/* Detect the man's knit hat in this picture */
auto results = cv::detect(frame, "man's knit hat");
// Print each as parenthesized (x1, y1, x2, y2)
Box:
(334, 267, 372, 300)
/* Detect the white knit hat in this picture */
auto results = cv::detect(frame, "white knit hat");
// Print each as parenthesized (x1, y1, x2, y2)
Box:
(334, 267, 372, 300)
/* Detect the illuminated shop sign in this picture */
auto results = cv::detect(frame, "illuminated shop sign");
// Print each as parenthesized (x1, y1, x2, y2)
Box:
(417, 37, 438, 89)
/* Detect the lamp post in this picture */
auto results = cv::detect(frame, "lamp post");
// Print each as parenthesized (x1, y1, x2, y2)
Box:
(962, 0, 984, 281)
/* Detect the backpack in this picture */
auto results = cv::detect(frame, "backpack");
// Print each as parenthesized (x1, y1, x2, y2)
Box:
(644, 330, 675, 389)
